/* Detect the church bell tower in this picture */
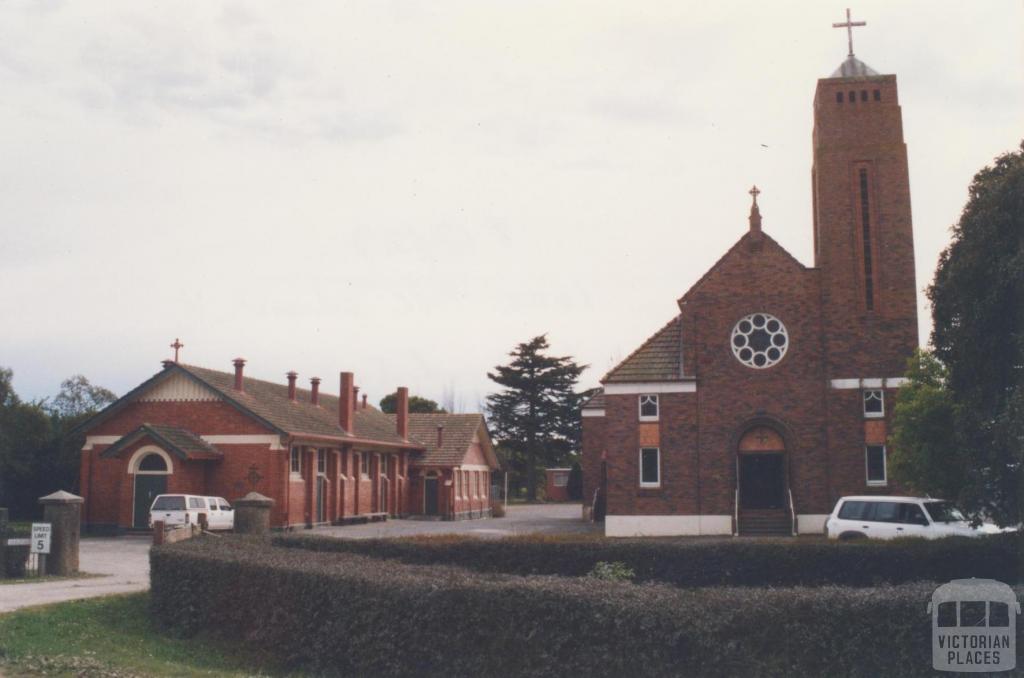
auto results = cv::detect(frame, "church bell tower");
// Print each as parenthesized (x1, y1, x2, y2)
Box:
(812, 10, 918, 378)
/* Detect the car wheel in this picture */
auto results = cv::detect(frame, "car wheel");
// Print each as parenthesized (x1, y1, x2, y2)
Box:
(839, 531, 867, 541)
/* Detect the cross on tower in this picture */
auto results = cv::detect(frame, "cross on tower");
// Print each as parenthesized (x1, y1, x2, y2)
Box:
(170, 338, 184, 363)
(749, 185, 761, 207)
(832, 8, 866, 58)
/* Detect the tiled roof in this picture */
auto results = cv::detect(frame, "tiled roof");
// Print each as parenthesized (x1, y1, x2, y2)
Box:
(100, 424, 222, 461)
(602, 316, 684, 383)
(581, 389, 605, 410)
(174, 364, 418, 448)
(387, 413, 499, 469)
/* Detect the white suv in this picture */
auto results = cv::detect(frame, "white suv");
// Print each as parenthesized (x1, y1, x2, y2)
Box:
(825, 496, 980, 540)
(149, 494, 234, 531)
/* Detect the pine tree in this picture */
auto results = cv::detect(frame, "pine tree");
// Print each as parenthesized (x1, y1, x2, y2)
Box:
(486, 335, 587, 501)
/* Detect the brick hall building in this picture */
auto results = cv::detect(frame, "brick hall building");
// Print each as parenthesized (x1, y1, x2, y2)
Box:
(76, 359, 498, 532)
(581, 45, 919, 537)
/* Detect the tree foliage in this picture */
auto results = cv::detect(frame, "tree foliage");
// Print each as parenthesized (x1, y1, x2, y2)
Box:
(378, 393, 445, 414)
(889, 350, 965, 501)
(485, 335, 587, 500)
(891, 141, 1024, 525)
(0, 368, 116, 518)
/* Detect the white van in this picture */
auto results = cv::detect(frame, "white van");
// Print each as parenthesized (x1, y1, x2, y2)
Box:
(825, 496, 980, 540)
(149, 494, 234, 531)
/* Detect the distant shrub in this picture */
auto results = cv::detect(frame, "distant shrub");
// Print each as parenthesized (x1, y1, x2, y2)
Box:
(151, 536, 1024, 677)
(275, 532, 1023, 588)
(490, 500, 505, 518)
(588, 561, 635, 581)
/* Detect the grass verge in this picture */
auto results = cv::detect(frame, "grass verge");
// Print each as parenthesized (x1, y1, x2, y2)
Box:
(0, 592, 298, 677)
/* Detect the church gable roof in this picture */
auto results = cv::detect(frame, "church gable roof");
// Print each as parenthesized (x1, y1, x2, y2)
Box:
(676, 230, 808, 307)
(76, 362, 421, 450)
(392, 413, 499, 469)
(602, 316, 683, 383)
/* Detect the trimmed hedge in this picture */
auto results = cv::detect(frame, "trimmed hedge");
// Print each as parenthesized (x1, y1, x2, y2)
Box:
(275, 532, 1024, 588)
(151, 536, 1022, 677)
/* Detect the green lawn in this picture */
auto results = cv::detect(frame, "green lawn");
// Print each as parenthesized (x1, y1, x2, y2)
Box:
(0, 593, 299, 676)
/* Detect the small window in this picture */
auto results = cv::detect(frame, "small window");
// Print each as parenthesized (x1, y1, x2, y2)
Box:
(937, 601, 958, 627)
(849, 90, 856, 103)
(898, 503, 928, 525)
(188, 497, 205, 509)
(868, 501, 900, 522)
(838, 500, 866, 520)
(639, 447, 660, 487)
(960, 601, 987, 627)
(860, 89, 868, 102)
(554, 472, 568, 487)
(866, 445, 887, 485)
(863, 389, 884, 417)
(990, 602, 1010, 627)
(872, 89, 881, 101)
(317, 449, 327, 474)
(290, 447, 301, 475)
(639, 394, 659, 421)
(219, 501, 232, 511)
(360, 453, 369, 477)
(152, 495, 185, 511)
(836, 91, 844, 103)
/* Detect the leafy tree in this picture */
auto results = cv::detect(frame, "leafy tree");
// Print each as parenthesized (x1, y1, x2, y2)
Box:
(485, 335, 587, 501)
(889, 350, 965, 501)
(47, 375, 116, 418)
(378, 393, 445, 414)
(0, 369, 116, 518)
(895, 141, 1024, 526)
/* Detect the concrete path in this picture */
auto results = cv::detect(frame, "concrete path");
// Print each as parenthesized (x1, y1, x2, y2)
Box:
(308, 502, 598, 540)
(0, 536, 151, 614)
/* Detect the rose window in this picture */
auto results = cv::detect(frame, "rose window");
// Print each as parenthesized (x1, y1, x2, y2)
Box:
(731, 313, 788, 369)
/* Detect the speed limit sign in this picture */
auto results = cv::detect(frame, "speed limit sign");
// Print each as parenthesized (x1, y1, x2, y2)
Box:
(30, 523, 51, 554)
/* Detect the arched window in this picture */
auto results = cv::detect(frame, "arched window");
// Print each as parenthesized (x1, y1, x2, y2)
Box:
(137, 453, 168, 472)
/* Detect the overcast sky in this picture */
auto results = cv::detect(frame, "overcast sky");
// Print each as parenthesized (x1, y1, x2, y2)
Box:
(2, 1, 1021, 410)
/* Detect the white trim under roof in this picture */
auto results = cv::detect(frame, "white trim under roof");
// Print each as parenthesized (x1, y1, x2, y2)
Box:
(830, 377, 909, 389)
(83, 433, 285, 452)
(581, 409, 605, 418)
(603, 381, 696, 395)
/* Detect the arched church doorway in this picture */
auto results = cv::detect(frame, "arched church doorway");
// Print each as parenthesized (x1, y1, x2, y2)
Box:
(131, 449, 171, 529)
(737, 426, 786, 510)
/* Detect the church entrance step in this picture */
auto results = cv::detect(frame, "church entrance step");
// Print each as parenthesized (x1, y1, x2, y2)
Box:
(738, 509, 792, 536)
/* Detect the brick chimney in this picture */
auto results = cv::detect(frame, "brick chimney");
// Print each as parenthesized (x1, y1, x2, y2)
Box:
(361, 393, 368, 410)
(310, 377, 321, 406)
(339, 372, 355, 434)
(233, 358, 246, 391)
(396, 387, 409, 439)
(437, 424, 444, 448)
(287, 371, 298, 401)
(353, 386, 360, 405)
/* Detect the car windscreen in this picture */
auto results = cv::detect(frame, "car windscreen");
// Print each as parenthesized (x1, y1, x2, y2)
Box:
(152, 496, 186, 511)
(923, 501, 967, 523)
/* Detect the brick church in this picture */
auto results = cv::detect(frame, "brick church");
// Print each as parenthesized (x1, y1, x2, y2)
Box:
(76, 358, 499, 532)
(581, 27, 919, 536)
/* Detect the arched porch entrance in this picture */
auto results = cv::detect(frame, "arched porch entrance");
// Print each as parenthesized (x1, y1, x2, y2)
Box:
(130, 447, 172, 529)
(736, 426, 792, 536)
